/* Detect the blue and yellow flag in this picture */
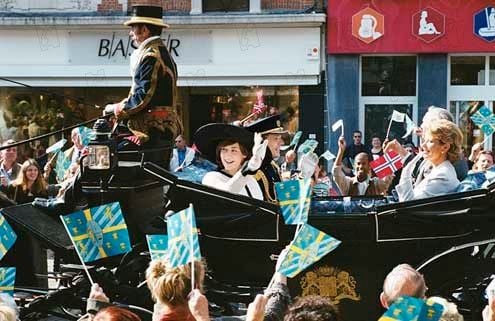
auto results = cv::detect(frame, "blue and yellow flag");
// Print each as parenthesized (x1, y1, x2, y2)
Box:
(0, 268, 15, 296)
(146, 235, 168, 261)
(167, 205, 201, 268)
(0, 213, 17, 261)
(277, 224, 341, 278)
(60, 202, 132, 263)
(297, 139, 318, 155)
(55, 151, 71, 182)
(78, 126, 96, 146)
(275, 179, 311, 225)
(379, 296, 443, 321)
(471, 105, 495, 137)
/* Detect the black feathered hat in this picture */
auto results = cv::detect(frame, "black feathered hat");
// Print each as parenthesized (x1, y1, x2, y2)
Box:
(245, 115, 288, 135)
(194, 123, 254, 163)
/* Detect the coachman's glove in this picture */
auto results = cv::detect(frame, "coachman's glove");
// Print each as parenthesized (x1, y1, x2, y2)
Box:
(242, 133, 268, 176)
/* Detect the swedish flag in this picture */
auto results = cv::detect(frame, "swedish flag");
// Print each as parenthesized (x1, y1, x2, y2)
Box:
(275, 179, 311, 225)
(0, 268, 15, 296)
(379, 296, 443, 321)
(55, 151, 71, 183)
(146, 235, 168, 261)
(277, 224, 341, 278)
(167, 205, 201, 268)
(61, 202, 132, 263)
(0, 213, 17, 261)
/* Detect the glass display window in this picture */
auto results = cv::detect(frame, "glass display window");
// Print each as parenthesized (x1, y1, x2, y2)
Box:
(202, 0, 249, 12)
(361, 56, 417, 96)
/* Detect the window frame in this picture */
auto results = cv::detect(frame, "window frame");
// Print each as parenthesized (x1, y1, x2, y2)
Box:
(359, 54, 419, 144)
(191, 0, 260, 14)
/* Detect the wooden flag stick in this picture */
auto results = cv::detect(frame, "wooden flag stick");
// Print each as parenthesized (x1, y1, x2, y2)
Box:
(60, 216, 95, 285)
(385, 118, 393, 140)
(239, 112, 256, 125)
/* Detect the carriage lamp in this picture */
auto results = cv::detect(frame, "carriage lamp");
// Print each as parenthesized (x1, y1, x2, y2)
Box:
(86, 118, 117, 172)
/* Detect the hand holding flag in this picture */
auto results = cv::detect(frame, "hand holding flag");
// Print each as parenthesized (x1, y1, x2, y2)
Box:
(369, 151, 403, 179)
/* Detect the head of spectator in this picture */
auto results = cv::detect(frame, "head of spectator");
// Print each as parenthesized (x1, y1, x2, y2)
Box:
(380, 264, 427, 308)
(426, 297, 464, 321)
(1, 140, 17, 168)
(421, 120, 462, 166)
(284, 295, 341, 321)
(473, 150, 494, 171)
(174, 135, 187, 151)
(269, 106, 280, 116)
(71, 128, 84, 151)
(93, 306, 141, 321)
(245, 115, 288, 159)
(403, 142, 417, 155)
(371, 135, 382, 151)
(352, 130, 363, 146)
(146, 259, 205, 320)
(354, 152, 371, 182)
(12, 158, 48, 194)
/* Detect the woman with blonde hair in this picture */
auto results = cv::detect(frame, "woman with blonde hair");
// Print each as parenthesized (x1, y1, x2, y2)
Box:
(393, 119, 463, 201)
(146, 259, 205, 321)
(1, 158, 48, 204)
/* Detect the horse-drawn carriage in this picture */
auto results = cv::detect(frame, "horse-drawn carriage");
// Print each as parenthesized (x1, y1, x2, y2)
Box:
(2, 122, 495, 321)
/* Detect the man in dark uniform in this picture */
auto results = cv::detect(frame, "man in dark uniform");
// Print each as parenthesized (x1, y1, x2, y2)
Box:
(245, 115, 287, 203)
(104, 5, 182, 168)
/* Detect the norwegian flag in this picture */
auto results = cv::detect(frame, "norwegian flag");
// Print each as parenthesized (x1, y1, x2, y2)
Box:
(369, 151, 403, 179)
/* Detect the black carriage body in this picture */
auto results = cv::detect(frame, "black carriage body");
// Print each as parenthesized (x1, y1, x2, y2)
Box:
(3, 161, 495, 320)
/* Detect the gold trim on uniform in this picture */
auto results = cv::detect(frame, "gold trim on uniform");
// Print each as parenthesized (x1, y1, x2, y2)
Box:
(300, 266, 360, 304)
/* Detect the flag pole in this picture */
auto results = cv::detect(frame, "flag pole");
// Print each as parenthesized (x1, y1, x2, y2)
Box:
(385, 118, 393, 140)
(60, 216, 95, 285)
(189, 204, 195, 291)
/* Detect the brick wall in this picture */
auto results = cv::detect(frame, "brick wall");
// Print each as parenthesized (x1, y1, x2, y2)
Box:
(126, 0, 190, 12)
(262, 0, 322, 10)
(97, 0, 123, 12)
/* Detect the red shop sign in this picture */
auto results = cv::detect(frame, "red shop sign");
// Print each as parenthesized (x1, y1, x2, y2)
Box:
(327, 0, 495, 53)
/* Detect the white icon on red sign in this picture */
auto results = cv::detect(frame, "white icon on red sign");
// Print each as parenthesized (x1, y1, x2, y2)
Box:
(412, 7, 445, 43)
(352, 7, 384, 44)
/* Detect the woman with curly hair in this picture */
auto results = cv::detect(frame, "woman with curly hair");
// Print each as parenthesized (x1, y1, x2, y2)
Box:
(1, 158, 48, 204)
(146, 259, 206, 321)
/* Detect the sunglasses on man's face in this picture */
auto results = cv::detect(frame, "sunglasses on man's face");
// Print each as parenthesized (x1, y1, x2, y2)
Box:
(354, 136, 361, 138)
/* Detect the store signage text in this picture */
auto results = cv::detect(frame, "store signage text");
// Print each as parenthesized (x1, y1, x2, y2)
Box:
(98, 33, 181, 59)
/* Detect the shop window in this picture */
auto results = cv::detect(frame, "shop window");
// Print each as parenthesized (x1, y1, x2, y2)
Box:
(202, 0, 249, 12)
(364, 104, 413, 145)
(489, 57, 495, 85)
(188, 86, 299, 138)
(449, 100, 485, 156)
(361, 56, 416, 96)
(0, 87, 128, 162)
(450, 56, 485, 85)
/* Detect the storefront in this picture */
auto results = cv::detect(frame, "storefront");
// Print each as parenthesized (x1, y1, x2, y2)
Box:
(326, 0, 495, 156)
(0, 14, 325, 156)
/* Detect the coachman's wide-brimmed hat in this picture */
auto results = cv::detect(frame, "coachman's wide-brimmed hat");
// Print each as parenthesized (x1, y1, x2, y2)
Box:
(194, 123, 254, 163)
(124, 5, 169, 28)
(245, 115, 288, 135)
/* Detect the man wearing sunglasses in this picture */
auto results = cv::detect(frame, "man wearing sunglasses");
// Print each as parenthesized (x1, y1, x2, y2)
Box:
(342, 130, 370, 176)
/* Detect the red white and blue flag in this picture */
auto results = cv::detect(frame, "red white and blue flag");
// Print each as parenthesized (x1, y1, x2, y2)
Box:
(370, 151, 403, 179)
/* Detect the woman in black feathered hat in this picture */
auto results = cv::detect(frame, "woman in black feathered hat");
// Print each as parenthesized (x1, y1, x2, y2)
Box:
(194, 124, 267, 200)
